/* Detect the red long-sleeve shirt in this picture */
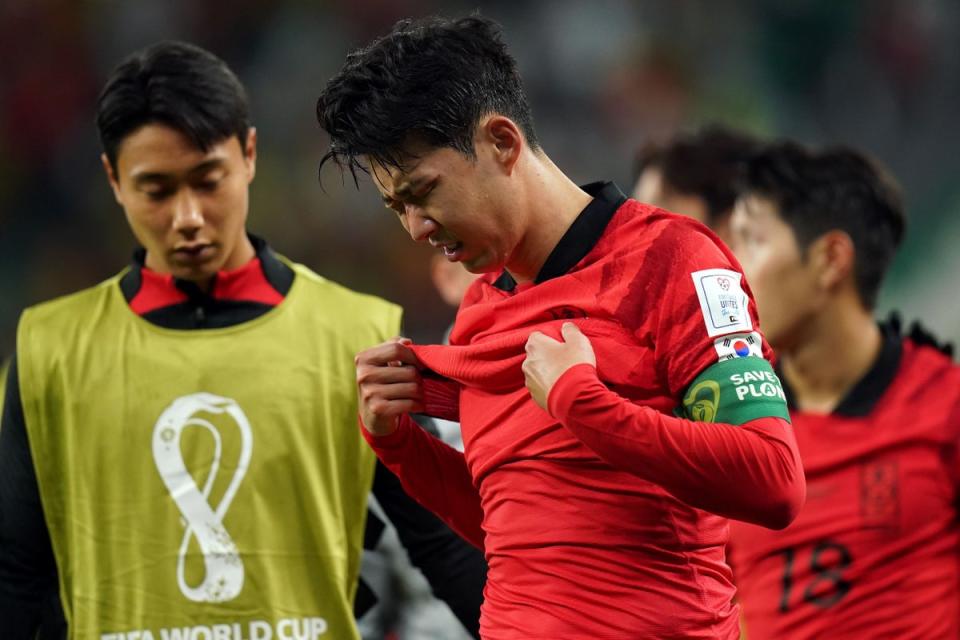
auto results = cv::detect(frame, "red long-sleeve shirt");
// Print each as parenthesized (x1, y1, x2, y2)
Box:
(365, 184, 804, 638)
(729, 330, 960, 639)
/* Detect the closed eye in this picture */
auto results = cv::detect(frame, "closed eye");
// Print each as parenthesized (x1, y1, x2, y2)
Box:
(382, 178, 437, 215)
(195, 179, 221, 193)
(410, 179, 437, 203)
(144, 186, 174, 201)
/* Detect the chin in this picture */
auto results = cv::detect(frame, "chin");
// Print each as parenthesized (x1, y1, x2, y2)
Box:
(464, 254, 503, 275)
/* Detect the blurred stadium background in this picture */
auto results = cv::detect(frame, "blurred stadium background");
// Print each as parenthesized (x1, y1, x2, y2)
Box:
(1, 0, 958, 353)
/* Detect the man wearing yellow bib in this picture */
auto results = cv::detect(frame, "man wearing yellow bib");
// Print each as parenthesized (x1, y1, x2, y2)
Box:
(0, 41, 485, 639)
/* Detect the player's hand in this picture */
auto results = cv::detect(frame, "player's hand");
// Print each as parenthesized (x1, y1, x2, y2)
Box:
(356, 337, 425, 436)
(523, 322, 596, 410)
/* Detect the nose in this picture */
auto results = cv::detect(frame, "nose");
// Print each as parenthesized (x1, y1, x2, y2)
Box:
(404, 206, 437, 243)
(172, 191, 204, 235)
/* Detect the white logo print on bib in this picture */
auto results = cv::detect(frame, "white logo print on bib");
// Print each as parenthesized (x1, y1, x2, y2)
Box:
(152, 393, 253, 602)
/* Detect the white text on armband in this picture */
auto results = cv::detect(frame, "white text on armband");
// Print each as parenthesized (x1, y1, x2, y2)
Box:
(730, 369, 787, 402)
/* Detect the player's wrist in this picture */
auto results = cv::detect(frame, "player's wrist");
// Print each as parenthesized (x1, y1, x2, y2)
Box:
(547, 362, 599, 418)
(360, 413, 399, 437)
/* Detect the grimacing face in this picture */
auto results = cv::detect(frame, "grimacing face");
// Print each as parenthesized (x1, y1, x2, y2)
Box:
(103, 123, 257, 284)
(729, 194, 824, 350)
(369, 128, 524, 275)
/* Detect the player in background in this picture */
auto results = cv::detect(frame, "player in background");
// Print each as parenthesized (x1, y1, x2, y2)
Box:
(318, 15, 804, 638)
(726, 141, 960, 639)
(632, 126, 759, 247)
(0, 40, 482, 639)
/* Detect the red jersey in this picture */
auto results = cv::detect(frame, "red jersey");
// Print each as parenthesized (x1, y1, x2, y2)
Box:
(729, 328, 960, 639)
(366, 182, 803, 638)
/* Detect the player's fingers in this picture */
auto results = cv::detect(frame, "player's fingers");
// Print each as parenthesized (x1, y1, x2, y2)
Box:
(521, 357, 533, 377)
(364, 397, 425, 418)
(561, 322, 597, 365)
(356, 363, 421, 385)
(525, 330, 557, 352)
(357, 341, 422, 367)
(561, 322, 592, 347)
(521, 355, 545, 384)
(359, 382, 424, 404)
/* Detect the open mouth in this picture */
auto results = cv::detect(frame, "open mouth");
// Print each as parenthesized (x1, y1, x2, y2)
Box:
(440, 242, 463, 260)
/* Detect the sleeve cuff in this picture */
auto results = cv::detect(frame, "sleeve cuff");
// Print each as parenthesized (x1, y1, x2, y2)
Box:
(547, 363, 600, 419)
(359, 414, 414, 451)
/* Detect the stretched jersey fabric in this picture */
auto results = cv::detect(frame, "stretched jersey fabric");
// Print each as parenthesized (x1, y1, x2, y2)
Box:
(17, 261, 400, 639)
(728, 327, 960, 639)
(366, 183, 802, 638)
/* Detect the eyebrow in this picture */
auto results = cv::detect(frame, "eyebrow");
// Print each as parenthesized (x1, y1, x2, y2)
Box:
(131, 158, 227, 185)
(381, 178, 425, 204)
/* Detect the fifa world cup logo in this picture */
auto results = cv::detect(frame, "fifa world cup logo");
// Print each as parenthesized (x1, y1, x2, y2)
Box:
(152, 393, 253, 602)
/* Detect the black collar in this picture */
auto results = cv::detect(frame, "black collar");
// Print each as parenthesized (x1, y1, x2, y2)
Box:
(118, 234, 295, 330)
(778, 320, 903, 417)
(119, 234, 293, 303)
(492, 181, 627, 291)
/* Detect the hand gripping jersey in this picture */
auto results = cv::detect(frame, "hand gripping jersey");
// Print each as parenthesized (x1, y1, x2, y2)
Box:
(17, 262, 400, 639)
(366, 185, 801, 639)
(728, 330, 960, 639)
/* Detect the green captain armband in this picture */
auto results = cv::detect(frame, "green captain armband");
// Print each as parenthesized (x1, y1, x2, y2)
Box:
(679, 357, 790, 425)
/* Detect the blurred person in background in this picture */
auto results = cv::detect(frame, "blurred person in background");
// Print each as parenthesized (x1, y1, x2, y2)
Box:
(632, 125, 760, 247)
(319, 15, 804, 638)
(0, 40, 482, 639)
(726, 141, 960, 639)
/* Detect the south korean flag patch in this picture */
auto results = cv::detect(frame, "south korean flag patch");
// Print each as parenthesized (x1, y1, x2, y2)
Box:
(714, 331, 763, 361)
(691, 268, 753, 337)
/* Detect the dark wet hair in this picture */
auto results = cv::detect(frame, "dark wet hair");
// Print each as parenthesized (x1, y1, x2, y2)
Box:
(739, 142, 906, 309)
(316, 14, 538, 181)
(96, 40, 250, 170)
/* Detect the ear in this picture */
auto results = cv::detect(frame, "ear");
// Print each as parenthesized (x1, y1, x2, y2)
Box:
(101, 153, 124, 206)
(810, 230, 855, 291)
(477, 115, 522, 174)
(243, 127, 258, 182)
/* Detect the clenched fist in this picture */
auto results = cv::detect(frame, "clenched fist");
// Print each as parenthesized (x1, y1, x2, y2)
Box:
(356, 337, 425, 436)
(522, 322, 596, 410)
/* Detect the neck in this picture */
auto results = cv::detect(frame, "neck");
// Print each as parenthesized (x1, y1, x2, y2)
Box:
(779, 299, 882, 414)
(504, 151, 593, 283)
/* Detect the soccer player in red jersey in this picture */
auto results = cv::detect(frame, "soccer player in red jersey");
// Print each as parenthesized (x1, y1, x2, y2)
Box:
(317, 16, 805, 638)
(726, 142, 960, 639)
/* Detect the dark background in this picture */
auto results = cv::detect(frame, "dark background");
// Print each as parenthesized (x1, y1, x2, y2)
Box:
(2, 0, 958, 350)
